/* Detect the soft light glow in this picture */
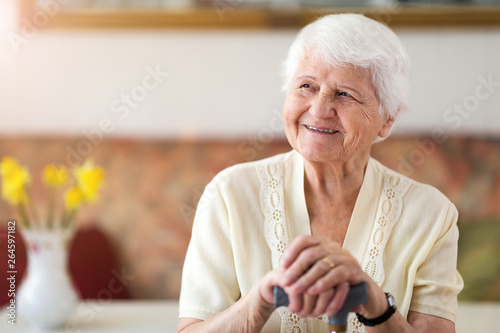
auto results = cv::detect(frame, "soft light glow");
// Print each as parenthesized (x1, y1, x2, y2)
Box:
(0, 0, 18, 52)
(0, 0, 17, 30)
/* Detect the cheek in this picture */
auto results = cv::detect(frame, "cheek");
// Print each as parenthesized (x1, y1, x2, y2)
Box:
(282, 102, 295, 138)
(360, 114, 379, 132)
(282, 96, 301, 126)
(342, 108, 380, 137)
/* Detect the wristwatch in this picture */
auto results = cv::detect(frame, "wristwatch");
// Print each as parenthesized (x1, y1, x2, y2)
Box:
(356, 292, 397, 327)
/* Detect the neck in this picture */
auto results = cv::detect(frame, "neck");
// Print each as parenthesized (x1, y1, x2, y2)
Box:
(303, 150, 370, 201)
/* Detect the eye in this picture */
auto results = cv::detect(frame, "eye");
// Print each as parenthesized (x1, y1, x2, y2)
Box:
(338, 92, 352, 97)
(300, 83, 313, 89)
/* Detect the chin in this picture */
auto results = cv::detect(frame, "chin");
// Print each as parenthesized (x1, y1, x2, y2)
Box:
(296, 144, 342, 163)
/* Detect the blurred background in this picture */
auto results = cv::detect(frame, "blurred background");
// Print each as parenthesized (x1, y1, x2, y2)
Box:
(0, 0, 499, 308)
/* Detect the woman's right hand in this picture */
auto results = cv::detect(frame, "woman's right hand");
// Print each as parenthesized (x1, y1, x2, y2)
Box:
(178, 268, 285, 333)
(255, 267, 285, 316)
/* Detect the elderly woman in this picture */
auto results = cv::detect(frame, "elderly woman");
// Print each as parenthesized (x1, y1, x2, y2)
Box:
(177, 13, 463, 333)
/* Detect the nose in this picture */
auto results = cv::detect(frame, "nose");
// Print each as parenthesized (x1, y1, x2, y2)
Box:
(309, 92, 337, 119)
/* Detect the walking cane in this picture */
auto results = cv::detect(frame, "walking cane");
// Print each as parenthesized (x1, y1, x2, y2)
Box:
(273, 283, 368, 333)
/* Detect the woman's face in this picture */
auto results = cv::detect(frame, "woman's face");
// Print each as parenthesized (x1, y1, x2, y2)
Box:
(283, 50, 394, 164)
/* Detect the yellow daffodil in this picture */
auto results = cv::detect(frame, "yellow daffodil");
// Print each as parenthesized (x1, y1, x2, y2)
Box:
(43, 164, 67, 188)
(2, 184, 29, 205)
(1, 157, 18, 176)
(73, 160, 104, 202)
(64, 187, 84, 212)
(1, 156, 105, 230)
(0, 157, 30, 204)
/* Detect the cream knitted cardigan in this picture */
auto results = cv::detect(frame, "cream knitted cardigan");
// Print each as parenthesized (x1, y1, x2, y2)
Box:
(179, 150, 463, 332)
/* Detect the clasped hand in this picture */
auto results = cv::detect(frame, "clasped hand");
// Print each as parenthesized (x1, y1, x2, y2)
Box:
(259, 235, 382, 320)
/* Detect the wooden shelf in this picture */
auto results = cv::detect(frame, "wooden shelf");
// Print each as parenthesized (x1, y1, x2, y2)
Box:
(30, 5, 500, 30)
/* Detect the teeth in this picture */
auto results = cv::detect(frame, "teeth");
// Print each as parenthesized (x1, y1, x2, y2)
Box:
(305, 125, 337, 133)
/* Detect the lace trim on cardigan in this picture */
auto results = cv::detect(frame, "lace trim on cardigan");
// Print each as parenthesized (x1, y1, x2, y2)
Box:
(258, 163, 313, 333)
(362, 172, 411, 285)
(259, 160, 410, 333)
(348, 170, 411, 333)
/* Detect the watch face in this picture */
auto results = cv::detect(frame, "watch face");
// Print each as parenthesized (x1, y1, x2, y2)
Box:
(387, 294, 397, 309)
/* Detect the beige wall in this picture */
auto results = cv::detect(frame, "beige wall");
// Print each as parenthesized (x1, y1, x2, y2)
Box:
(0, 24, 499, 139)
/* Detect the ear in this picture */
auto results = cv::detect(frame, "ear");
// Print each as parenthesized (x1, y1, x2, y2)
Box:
(378, 117, 395, 139)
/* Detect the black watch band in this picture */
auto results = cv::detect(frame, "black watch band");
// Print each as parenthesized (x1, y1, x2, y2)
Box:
(356, 292, 397, 327)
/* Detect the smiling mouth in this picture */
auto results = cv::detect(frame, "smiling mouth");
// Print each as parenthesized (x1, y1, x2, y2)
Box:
(304, 125, 339, 134)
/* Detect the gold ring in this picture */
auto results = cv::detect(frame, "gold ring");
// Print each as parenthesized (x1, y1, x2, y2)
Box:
(321, 257, 335, 269)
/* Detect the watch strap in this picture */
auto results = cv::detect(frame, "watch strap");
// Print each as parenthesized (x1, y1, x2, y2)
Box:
(356, 292, 396, 327)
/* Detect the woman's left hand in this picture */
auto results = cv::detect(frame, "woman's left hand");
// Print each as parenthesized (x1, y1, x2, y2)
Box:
(278, 235, 388, 319)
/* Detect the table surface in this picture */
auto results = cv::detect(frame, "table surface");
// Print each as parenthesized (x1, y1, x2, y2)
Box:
(2, 301, 499, 332)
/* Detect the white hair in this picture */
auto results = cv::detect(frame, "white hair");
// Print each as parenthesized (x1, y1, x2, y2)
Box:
(282, 13, 411, 120)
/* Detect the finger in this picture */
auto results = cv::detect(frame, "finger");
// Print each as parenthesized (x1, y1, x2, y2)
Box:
(287, 256, 333, 294)
(307, 260, 349, 295)
(325, 281, 350, 317)
(311, 288, 334, 317)
(281, 235, 320, 268)
(297, 293, 318, 318)
(286, 290, 303, 314)
(259, 268, 285, 306)
(281, 247, 327, 286)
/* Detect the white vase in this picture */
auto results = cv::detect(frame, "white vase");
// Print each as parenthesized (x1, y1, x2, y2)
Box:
(17, 228, 80, 329)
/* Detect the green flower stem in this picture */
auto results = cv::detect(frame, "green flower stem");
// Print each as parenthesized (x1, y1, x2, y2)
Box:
(18, 202, 30, 229)
(27, 187, 40, 228)
(61, 209, 75, 230)
(46, 187, 55, 229)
